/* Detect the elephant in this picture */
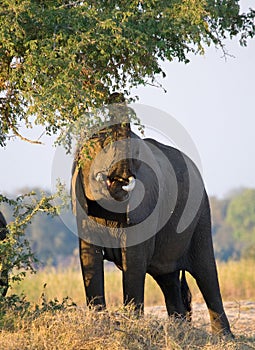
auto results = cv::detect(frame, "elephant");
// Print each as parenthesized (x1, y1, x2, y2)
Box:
(71, 109, 232, 336)
(0, 211, 9, 297)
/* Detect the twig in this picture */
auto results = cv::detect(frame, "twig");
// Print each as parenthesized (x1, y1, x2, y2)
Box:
(11, 127, 43, 145)
(3, 113, 43, 145)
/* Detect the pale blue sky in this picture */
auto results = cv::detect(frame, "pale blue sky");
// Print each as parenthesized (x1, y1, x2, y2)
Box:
(1, 6, 255, 198)
(133, 38, 255, 197)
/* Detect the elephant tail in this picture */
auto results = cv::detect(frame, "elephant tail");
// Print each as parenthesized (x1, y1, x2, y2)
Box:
(181, 270, 192, 321)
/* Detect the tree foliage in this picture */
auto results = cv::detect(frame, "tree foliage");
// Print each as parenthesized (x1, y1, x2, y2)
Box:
(0, 0, 254, 145)
(211, 188, 255, 261)
(226, 189, 255, 255)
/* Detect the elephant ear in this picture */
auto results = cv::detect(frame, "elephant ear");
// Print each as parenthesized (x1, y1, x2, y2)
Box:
(127, 138, 178, 231)
(127, 157, 160, 226)
(127, 137, 164, 226)
(71, 161, 88, 216)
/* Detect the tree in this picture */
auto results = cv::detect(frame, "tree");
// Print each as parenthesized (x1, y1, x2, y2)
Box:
(1, 0, 255, 145)
(210, 195, 230, 235)
(226, 188, 255, 258)
(210, 195, 241, 261)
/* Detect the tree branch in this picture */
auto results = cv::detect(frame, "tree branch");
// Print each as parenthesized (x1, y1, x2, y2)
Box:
(10, 128, 43, 145)
(2, 112, 43, 145)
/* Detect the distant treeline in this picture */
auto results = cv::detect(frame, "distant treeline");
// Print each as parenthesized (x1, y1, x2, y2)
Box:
(211, 188, 255, 261)
(1, 187, 255, 266)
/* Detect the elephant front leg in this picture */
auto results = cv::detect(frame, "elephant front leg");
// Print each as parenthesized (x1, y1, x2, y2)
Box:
(122, 270, 146, 314)
(121, 247, 147, 314)
(79, 238, 106, 310)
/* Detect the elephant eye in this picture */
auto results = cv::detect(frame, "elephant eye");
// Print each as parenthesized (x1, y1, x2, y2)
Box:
(95, 172, 105, 182)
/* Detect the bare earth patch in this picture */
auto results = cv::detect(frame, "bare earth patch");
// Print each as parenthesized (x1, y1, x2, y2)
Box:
(146, 301, 255, 338)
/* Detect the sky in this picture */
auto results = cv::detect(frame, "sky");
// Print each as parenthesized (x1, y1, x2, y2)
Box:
(1, 6, 255, 198)
(133, 38, 255, 198)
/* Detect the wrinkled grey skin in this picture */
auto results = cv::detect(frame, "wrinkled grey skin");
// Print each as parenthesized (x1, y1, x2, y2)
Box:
(0, 211, 8, 296)
(72, 122, 232, 336)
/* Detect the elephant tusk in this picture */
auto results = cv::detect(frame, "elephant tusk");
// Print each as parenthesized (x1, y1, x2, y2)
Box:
(122, 176, 136, 192)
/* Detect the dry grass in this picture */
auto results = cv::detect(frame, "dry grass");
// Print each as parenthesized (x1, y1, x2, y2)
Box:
(10, 260, 255, 307)
(1, 260, 254, 349)
(217, 260, 255, 301)
(0, 306, 254, 350)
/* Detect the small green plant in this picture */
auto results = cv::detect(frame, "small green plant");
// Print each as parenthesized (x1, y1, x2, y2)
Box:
(34, 284, 77, 315)
(0, 283, 76, 331)
(0, 183, 67, 294)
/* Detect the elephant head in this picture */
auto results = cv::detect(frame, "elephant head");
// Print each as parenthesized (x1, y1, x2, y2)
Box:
(77, 122, 140, 203)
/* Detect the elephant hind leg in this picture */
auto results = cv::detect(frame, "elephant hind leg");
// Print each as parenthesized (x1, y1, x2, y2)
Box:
(189, 211, 233, 336)
(153, 271, 190, 320)
(191, 268, 232, 336)
(191, 265, 232, 336)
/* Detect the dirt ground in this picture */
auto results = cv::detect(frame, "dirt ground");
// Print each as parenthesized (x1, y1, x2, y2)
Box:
(146, 301, 255, 338)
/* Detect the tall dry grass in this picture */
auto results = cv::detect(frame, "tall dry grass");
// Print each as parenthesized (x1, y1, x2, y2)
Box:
(0, 306, 253, 350)
(10, 259, 255, 307)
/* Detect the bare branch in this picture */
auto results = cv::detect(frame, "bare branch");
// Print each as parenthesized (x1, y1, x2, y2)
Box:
(10, 128, 43, 145)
